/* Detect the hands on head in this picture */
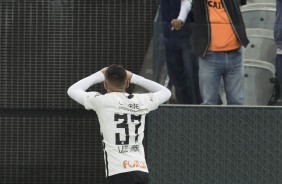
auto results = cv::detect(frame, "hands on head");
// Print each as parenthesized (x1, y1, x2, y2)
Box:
(125, 70, 133, 83)
(100, 67, 108, 75)
(100, 67, 132, 83)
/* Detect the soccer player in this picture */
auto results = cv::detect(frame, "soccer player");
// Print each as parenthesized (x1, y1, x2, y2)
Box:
(67, 64, 171, 184)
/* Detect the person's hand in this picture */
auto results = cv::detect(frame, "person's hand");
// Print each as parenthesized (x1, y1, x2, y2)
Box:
(125, 70, 133, 83)
(100, 67, 108, 75)
(171, 19, 184, 30)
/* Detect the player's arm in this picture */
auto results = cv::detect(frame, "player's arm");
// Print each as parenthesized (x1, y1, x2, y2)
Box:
(130, 73, 171, 105)
(67, 70, 105, 106)
(171, 0, 192, 30)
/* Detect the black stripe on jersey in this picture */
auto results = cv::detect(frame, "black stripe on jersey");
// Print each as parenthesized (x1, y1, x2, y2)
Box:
(131, 115, 142, 143)
(103, 142, 109, 177)
(127, 94, 134, 99)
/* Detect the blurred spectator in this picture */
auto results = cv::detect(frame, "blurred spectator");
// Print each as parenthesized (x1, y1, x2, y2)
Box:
(190, 0, 249, 105)
(275, 0, 282, 101)
(160, 0, 202, 104)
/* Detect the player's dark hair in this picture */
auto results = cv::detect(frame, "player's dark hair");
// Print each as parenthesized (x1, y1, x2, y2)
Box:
(105, 64, 127, 87)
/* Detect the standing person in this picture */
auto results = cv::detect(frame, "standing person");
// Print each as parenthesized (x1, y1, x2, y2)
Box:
(275, 0, 282, 102)
(190, 0, 249, 105)
(67, 64, 171, 184)
(160, 0, 202, 104)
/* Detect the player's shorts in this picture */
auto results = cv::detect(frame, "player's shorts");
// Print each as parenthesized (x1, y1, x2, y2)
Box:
(106, 171, 148, 184)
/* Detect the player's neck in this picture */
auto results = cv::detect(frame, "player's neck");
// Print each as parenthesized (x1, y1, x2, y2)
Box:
(106, 88, 125, 93)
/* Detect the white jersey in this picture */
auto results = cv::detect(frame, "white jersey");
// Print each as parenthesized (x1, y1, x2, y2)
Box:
(67, 71, 171, 177)
(84, 91, 159, 177)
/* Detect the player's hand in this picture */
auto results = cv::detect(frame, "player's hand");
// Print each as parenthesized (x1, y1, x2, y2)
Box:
(171, 19, 184, 30)
(125, 70, 133, 83)
(100, 67, 108, 75)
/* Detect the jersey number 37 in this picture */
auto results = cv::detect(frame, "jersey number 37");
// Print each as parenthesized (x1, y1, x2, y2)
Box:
(114, 114, 144, 145)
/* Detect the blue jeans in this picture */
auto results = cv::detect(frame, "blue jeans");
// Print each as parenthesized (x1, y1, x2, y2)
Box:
(199, 49, 244, 105)
(276, 54, 282, 100)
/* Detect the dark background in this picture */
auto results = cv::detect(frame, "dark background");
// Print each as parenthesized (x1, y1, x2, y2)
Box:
(0, 0, 157, 110)
(0, 0, 157, 183)
(147, 106, 282, 184)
